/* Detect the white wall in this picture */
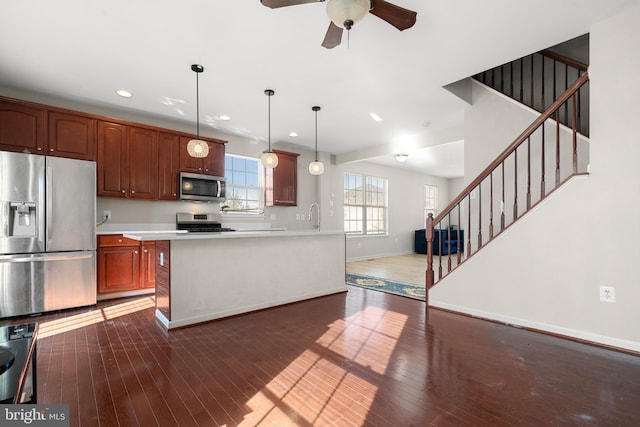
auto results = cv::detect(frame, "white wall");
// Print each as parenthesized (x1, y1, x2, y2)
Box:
(430, 5, 640, 352)
(329, 161, 450, 261)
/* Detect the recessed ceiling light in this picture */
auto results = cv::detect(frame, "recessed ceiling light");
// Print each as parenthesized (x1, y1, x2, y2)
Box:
(370, 112, 384, 122)
(289, 132, 299, 137)
(218, 115, 231, 121)
(116, 90, 133, 98)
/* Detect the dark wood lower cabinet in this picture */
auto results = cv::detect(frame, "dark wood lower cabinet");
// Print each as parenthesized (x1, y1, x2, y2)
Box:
(140, 242, 156, 289)
(97, 235, 155, 295)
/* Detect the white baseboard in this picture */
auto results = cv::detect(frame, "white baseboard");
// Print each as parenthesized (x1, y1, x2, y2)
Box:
(158, 287, 347, 329)
(430, 300, 640, 353)
(346, 250, 415, 262)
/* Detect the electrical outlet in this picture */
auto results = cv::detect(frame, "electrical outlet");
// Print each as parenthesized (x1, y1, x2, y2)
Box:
(103, 210, 111, 221)
(599, 286, 615, 303)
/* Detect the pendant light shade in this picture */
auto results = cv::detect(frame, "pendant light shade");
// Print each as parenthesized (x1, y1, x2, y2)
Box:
(309, 106, 324, 176)
(261, 89, 279, 168)
(326, 0, 369, 30)
(187, 64, 210, 158)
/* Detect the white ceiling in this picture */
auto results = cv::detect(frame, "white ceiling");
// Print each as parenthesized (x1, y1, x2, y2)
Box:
(1, 0, 638, 177)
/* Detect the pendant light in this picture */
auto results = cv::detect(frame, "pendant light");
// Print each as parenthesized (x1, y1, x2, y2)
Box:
(309, 106, 324, 175)
(261, 89, 279, 168)
(187, 64, 209, 158)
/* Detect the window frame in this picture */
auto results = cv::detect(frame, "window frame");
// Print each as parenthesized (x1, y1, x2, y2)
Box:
(343, 172, 388, 236)
(424, 184, 439, 223)
(222, 154, 264, 216)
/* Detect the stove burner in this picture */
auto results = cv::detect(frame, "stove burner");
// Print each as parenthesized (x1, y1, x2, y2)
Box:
(0, 346, 15, 376)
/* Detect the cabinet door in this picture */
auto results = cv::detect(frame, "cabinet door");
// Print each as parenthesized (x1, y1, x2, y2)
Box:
(202, 141, 225, 176)
(129, 127, 158, 199)
(97, 246, 140, 293)
(266, 150, 299, 206)
(0, 100, 46, 154)
(179, 136, 226, 175)
(140, 242, 156, 289)
(97, 121, 129, 197)
(48, 111, 96, 160)
(158, 132, 180, 200)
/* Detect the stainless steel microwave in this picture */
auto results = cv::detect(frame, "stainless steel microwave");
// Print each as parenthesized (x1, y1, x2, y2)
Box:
(179, 172, 226, 202)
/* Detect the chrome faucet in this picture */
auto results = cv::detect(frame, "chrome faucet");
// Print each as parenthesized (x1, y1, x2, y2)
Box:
(308, 203, 320, 230)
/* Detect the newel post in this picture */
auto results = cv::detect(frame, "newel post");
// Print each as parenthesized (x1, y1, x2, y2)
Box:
(425, 213, 435, 307)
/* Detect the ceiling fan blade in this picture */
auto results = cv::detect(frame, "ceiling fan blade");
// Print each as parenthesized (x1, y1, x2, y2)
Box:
(260, 0, 325, 9)
(369, 0, 417, 31)
(322, 21, 343, 49)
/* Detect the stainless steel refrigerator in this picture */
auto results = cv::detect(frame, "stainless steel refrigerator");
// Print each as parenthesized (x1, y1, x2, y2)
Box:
(0, 152, 97, 318)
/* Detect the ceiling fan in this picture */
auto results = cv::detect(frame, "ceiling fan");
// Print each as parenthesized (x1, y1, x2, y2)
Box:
(260, 0, 417, 49)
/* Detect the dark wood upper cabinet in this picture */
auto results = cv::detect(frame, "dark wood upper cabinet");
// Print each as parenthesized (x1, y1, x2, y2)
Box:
(179, 137, 225, 177)
(48, 111, 96, 160)
(129, 126, 158, 199)
(266, 149, 299, 206)
(98, 122, 160, 199)
(97, 121, 129, 197)
(0, 100, 46, 154)
(158, 132, 181, 200)
(0, 96, 228, 201)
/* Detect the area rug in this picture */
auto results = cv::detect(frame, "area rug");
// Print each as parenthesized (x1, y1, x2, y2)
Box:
(346, 273, 426, 301)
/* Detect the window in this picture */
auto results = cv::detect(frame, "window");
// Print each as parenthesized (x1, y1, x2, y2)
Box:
(424, 184, 438, 222)
(343, 173, 388, 235)
(224, 154, 262, 213)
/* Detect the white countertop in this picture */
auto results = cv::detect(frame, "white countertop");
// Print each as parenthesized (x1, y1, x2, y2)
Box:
(123, 229, 344, 241)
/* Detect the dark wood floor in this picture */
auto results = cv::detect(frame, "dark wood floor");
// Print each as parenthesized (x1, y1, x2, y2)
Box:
(2, 287, 640, 426)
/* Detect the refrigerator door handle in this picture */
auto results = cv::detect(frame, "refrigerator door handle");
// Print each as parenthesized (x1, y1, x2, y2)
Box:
(1, 200, 8, 237)
(0, 252, 94, 263)
(46, 164, 53, 240)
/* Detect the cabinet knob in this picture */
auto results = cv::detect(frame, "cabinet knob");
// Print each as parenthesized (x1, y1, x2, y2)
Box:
(37, 147, 42, 151)
(122, 190, 126, 193)
(144, 249, 148, 253)
(49, 148, 54, 152)
(131, 190, 135, 194)
(134, 251, 138, 254)
(118, 239, 122, 243)
(198, 168, 202, 171)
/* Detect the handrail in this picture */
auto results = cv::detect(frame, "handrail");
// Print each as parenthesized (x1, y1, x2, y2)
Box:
(475, 50, 589, 136)
(436, 72, 589, 223)
(540, 50, 588, 71)
(425, 71, 590, 299)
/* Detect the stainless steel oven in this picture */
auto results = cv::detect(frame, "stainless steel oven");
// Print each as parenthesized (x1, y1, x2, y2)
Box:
(179, 172, 226, 202)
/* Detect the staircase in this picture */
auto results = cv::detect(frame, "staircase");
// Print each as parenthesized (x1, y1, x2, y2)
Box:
(425, 51, 590, 303)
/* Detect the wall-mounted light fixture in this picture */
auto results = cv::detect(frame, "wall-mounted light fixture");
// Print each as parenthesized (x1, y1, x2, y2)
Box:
(261, 89, 279, 168)
(187, 64, 210, 158)
(309, 106, 324, 175)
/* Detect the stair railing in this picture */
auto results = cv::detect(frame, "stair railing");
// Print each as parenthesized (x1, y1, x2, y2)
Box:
(425, 72, 590, 302)
(474, 50, 589, 136)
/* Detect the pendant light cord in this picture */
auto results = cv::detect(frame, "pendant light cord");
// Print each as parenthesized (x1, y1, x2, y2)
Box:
(315, 109, 318, 161)
(268, 93, 271, 151)
(195, 70, 200, 139)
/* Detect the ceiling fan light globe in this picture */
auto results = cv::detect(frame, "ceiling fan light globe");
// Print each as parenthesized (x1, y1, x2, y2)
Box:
(261, 151, 279, 168)
(326, 0, 369, 29)
(309, 161, 325, 175)
(187, 139, 209, 158)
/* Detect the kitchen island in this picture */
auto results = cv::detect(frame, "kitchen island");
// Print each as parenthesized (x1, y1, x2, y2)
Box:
(123, 230, 346, 329)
